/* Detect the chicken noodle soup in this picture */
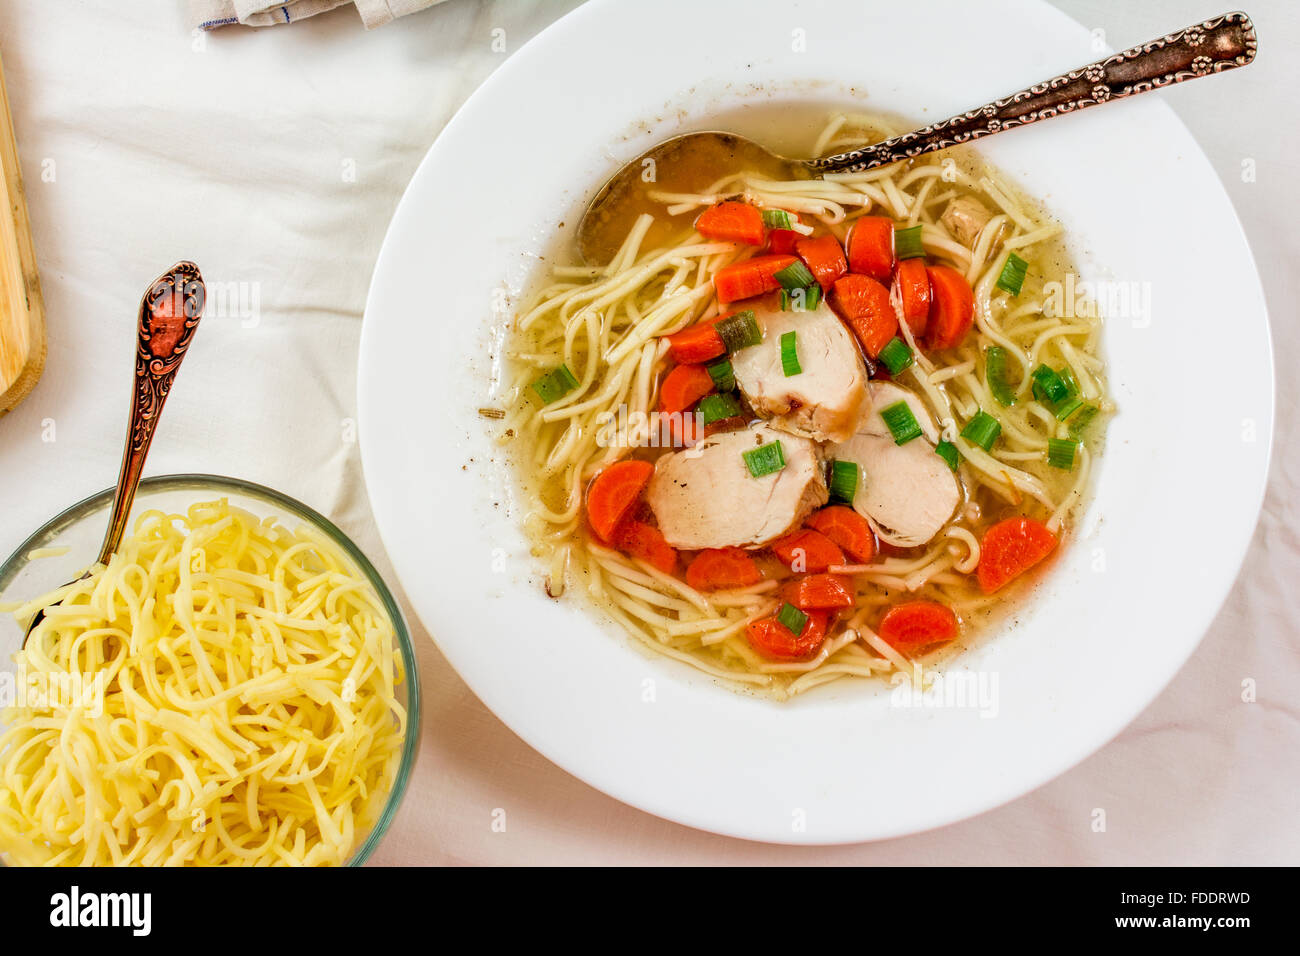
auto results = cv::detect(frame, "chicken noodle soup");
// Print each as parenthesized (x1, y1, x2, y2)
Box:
(0, 499, 407, 865)
(499, 111, 1110, 697)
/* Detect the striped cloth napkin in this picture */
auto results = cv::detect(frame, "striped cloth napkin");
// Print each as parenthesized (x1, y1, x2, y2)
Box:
(192, 0, 447, 30)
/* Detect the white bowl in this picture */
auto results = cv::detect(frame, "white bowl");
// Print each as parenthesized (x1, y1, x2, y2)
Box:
(358, 0, 1272, 842)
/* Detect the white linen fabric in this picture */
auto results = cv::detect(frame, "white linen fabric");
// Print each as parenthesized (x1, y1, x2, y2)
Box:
(191, 0, 448, 31)
(0, 0, 1295, 865)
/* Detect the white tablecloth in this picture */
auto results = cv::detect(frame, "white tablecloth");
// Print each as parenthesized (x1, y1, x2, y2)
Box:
(1, 0, 1295, 865)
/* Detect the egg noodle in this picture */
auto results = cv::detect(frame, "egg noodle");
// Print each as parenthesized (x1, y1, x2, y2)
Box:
(503, 112, 1111, 697)
(0, 499, 406, 866)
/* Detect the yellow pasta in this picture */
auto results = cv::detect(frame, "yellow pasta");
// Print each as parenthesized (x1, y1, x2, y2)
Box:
(0, 499, 407, 866)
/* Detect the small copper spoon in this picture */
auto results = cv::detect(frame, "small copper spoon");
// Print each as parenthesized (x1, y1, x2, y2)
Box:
(21, 262, 206, 646)
(577, 10, 1257, 264)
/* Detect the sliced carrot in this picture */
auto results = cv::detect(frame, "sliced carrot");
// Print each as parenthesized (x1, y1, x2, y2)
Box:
(586, 460, 654, 542)
(925, 264, 975, 350)
(713, 254, 798, 303)
(695, 200, 765, 246)
(891, 258, 932, 337)
(770, 528, 845, 573)
(782, 573, 854, 611)
(746, 610, 828, 660)
(829, 273, 897, 357)
(686, 547, 762, 591)
(767, 228, 800, 255)
(794, 235, 848, 291)
(658, 363, 714, 414)
(878, 601, 960, 647)
(846, 216, 895, 281)
(665, 322, 726, 364)
(613, 519, 678, 574)
(806, 506, 876, 563)
(977, 516, 1058, 593)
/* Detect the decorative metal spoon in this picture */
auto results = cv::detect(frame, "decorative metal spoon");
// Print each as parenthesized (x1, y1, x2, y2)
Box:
(577, 10, 1257, 263)
(21, 262, 205, 646)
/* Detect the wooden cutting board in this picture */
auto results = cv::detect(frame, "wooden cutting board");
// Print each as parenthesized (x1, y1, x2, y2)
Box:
(0, 50, 45, 416)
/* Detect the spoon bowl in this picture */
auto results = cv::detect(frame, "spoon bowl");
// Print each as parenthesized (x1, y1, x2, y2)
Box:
(576, 11, 1256, 264)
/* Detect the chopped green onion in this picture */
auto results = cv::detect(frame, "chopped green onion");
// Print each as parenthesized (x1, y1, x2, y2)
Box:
(935, 440, 960, 471)
(780, 284, 821, 311)
(1030, 364, 1070, 405)
(776, 601, 809, 636)
(1032, 363, 1085, 419)
(780, 330, 802, 377)
(878, 337, 914, 375)
(985, 346, 1017, 407)
(1053, 396, 1084, 422)
(762, 209, 793, 230)
(880, 400, 923, 445)
(894, 224, 925, 260)
(706, 359, 735, 393)
(829, 459, 859, 503)
(1068, 404, 1099, 439)
(961, 410, 1002, 451)
(716, 309, 762, 353)
(743, 440, 786, 478)
(530, 364, 579, 404)
(995, 252, 1028, 295)
(698, 393, 740, 426)
(1047, 437, 1079, 470)
(774, 260, 817, 291)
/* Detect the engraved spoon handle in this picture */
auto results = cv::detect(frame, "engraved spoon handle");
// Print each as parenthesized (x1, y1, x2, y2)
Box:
(97, 262, 206, 564)
(807, 10, 1257, 173)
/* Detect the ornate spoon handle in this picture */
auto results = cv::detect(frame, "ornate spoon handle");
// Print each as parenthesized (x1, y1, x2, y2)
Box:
(97, 261, 206, 564)
(808, 10, 1257, 173)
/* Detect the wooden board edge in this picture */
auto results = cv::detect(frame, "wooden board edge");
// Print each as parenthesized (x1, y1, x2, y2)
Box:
(0, 48, 47, 416)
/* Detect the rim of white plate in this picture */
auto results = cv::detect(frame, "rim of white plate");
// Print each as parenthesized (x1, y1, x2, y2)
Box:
(358, 0, 1273, 843)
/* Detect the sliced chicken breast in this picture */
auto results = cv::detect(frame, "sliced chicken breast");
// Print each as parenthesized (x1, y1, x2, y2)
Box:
(832, 382, 960, 548)
(647, 422, 827, 550)
(859, 381, 941, 443)
(940, 196, 993, 246)
(729, 295, 869, 443)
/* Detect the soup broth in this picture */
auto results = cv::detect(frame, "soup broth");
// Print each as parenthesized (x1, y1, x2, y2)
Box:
(495, 109, 1110, 698)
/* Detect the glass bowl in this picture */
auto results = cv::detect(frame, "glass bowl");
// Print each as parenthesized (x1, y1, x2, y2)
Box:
(0, 474, 421, 866)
